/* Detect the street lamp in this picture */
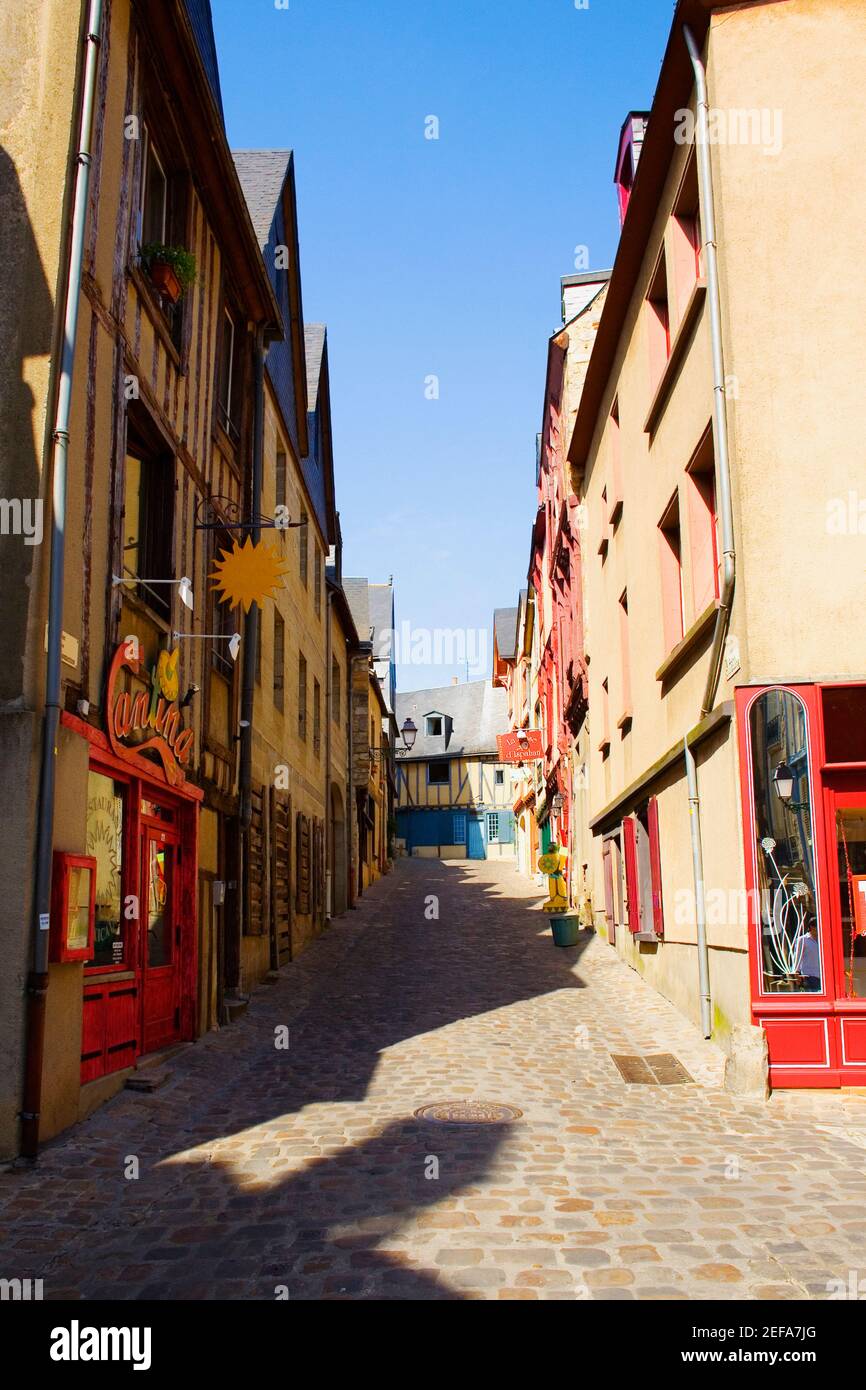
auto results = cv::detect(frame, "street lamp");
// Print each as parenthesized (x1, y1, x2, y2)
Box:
(401, 717, 417, 750)
(772, 762, 795, 802)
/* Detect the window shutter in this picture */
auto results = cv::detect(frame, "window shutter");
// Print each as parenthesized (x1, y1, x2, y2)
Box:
(602, 841, 615, 945)
(499, 811, 514, 844)
(647, 796, 664, 937)
(622, 815, 640, 933)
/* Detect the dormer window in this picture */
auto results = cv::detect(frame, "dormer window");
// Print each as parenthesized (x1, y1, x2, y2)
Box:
(614, 112, 650, 228)
(426, 715, 443, 736)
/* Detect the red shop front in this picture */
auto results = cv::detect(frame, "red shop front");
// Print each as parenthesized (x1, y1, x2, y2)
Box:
(61, 644, 202, 1085)
(737, 682, 866, 1087)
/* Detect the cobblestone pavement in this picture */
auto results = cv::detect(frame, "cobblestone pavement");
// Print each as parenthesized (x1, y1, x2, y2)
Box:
(3, 857, 866, 1301)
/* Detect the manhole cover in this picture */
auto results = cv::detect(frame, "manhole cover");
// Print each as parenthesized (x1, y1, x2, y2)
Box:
(610, 1053, 694, 1086)
(414, 1101, 523, 1125)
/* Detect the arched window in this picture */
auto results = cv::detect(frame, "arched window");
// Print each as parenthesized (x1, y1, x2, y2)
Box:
(748, 689, 822, 994)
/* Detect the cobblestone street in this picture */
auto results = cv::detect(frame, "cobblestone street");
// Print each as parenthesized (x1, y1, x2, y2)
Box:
(3, 858, 866, 1301)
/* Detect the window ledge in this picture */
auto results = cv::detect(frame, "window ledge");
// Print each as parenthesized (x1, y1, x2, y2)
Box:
(598, 737, 611, 756)
(643, 280, 707, 438)
(616, 708, 633, 731)
(655, 600, 718, 684)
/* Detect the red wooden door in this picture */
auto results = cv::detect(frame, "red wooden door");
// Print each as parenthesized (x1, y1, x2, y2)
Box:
(140, 823, 182, 1055)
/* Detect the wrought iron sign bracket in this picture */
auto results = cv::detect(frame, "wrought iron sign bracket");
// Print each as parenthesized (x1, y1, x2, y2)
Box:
(193, 493, 302, 533)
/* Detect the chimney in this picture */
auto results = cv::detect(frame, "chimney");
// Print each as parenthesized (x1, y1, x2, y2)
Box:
(452, 676, 459, 685)
(614, 112, 650, 229)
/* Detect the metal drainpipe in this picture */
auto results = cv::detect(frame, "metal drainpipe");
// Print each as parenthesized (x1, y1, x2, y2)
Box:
(683, 24, 737, 1038)
(325, 586, 333, 919)
(22, 0, 104, 1161)
(239, 326, 265, 833)
(231, 326, 264, 1001)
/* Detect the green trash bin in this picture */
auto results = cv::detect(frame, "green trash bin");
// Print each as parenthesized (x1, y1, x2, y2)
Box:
(549, 913, 581, 947)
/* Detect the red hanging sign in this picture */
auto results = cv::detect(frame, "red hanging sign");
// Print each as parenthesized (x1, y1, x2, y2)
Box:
(497, 730, 544, 762)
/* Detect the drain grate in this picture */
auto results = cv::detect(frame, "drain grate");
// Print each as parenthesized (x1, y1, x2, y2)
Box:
(414, 1101, 523, 1125)
(610, 1052, 694, 1086)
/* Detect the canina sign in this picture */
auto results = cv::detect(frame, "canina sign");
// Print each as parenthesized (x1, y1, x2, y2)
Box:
(106, 638, 194, 785)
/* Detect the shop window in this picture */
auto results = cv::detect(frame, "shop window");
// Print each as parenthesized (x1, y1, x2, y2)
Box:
(686, 428, 719, 615)
(217, 306, 241, 442)
(646, 250, 671, 394)
(658, 492, 685, 653)
(428, 762, 449, 785)
(122, 419, 174, 619)
(298, 652, 307, 740)
(822, 685, 866, 765)
(85, 770, 126, 969)
(273, 610, 285, 712)
(748, 689, 822, 994)
(313, 678, 321, 758)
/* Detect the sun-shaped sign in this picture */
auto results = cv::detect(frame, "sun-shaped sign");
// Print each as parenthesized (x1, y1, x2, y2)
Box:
(209, 536, 291, 612)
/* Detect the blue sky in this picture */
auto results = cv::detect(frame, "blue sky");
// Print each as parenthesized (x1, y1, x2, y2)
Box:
(211, 0, 674, 691)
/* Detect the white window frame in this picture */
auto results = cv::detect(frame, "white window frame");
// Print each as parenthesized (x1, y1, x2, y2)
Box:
(487, 812, 500, 843)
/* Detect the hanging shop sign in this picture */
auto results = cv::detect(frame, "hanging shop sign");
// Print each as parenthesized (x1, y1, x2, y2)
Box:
(210, 536, 290, 611)
(105, 639, 194, 786)
(497, 730, 544, 763)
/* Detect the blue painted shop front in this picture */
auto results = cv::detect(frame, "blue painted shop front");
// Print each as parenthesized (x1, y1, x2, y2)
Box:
(396, 807, 513, 859)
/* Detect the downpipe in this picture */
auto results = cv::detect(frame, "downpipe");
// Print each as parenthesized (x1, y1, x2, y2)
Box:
(682, 24, 737, 1039)
(22, 0, 104, 1160)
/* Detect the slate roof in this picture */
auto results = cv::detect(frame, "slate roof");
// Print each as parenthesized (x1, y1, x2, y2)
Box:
(396, 681, 509, 760)
(233, 151, 293, 250)
(183, 0, 224, 121)
(493, 607, 519, 662)
(344, 579, 393, 661)
(343, 579, 371, 645)
(305, 324, 326, 411)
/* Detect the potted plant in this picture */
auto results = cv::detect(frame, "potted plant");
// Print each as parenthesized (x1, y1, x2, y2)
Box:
(140, 243, 197, 305)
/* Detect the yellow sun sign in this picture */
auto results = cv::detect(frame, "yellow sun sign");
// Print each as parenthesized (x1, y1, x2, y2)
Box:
(209, 536, 290, 612)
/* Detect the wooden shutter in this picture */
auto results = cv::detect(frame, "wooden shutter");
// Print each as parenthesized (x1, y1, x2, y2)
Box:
(296, 813, 311, 915)
(246, 784, 266, 935)
(647, 796, 665, 937)
(602, 841, 615, 945)
(622, 815, 640, 933)
(270, 788, 292, 965)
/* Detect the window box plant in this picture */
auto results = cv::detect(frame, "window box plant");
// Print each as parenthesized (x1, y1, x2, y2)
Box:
(140, 243, 197, 306)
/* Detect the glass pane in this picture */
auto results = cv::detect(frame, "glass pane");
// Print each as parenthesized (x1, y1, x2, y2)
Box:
(141, 799, 174, 823)
(836, 809, 866, 998)
(85, 771, 125, 967)
(66, 866, 92, 954)
(749, 690, 822, 993)
(822, 687, 866, 763)
(147, 841, 173, 967)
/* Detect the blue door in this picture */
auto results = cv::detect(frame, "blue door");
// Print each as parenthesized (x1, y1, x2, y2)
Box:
(468, 814, 486, 860)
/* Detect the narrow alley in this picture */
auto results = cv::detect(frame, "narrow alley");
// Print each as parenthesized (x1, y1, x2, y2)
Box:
(2, 860, 865, 1303)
